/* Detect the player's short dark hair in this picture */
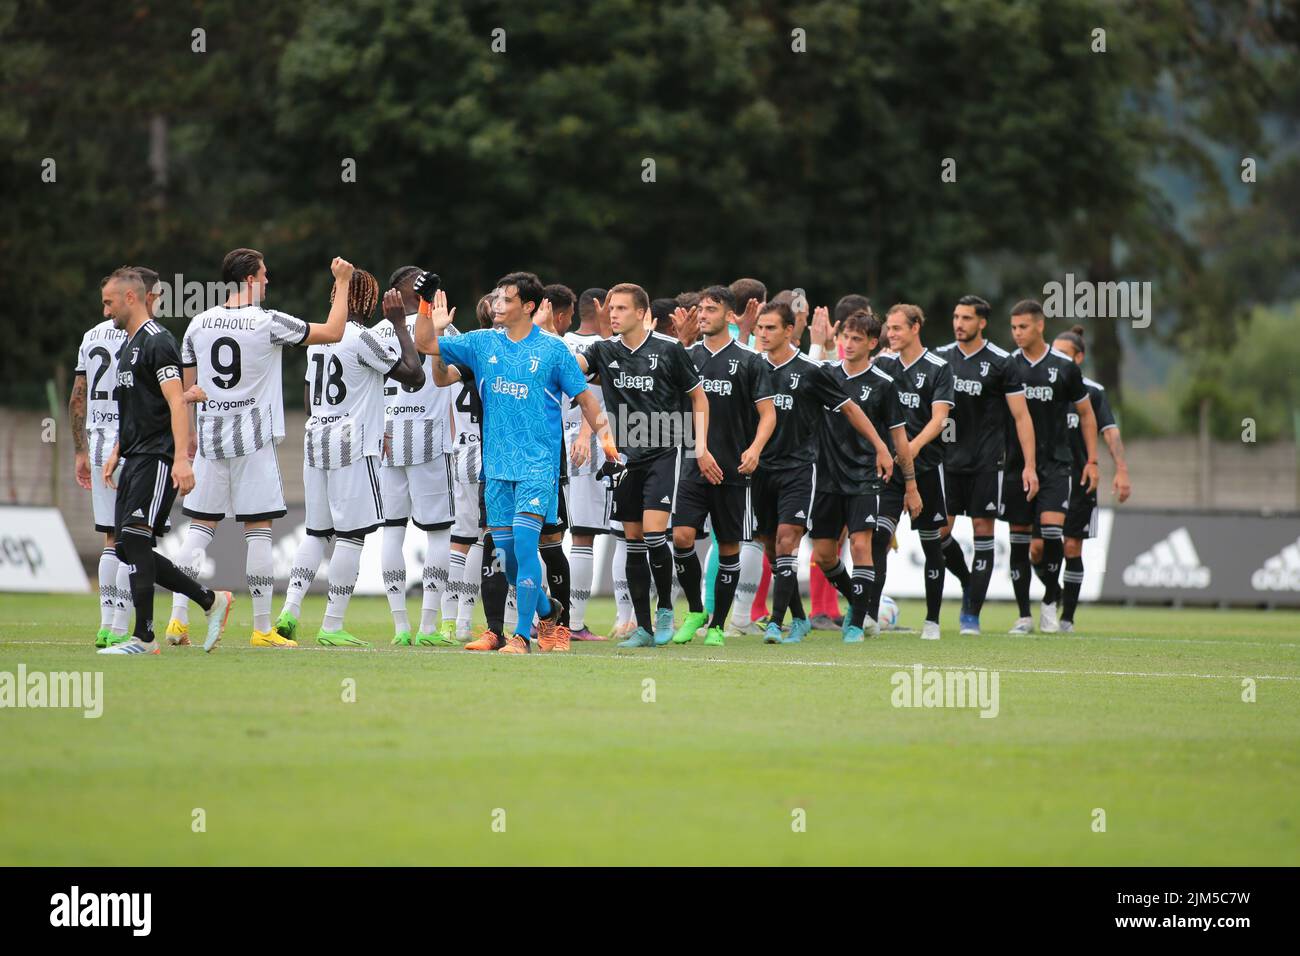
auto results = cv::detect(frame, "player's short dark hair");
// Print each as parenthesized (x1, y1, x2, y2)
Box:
(578, 287, 607, 321)
(676, 290, 702, 310)
(543, 283, 575, 311)
(331, 268, 379, 321)
(839, 308, 882, 342)
(886, 303, 925, 327)
(1010, 299, 1045, 320)
(130, 266, 160, 296)
(609, 282, 650, 313)
(389, 265, 423, 289)
(730, 277, 767, 309)
(698, 285, 735, 313)
(495, 271, 545, 311)
(758, 300, 795, 328)
(106, 266, 147, 295)
(833, 294, 871, 325)
(221, 248, 264, 285)
(956, 294, 991, 321)
(651, 298, 677, 334)
(476, 294, 494, 329)
(1055, 325, 1086, 354)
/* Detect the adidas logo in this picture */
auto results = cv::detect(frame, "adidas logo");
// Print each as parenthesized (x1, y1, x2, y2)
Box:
(1122, 527, 1210, 589)
(530, 497, 541, 506)
(984, 502, 996, 511)
(933, 513, 944, 521)
(661, 496, 671, 504)
(488, 355, 498, 363)
(794, 510, 805, 518)
(609, 360, 620, 368)
(131, 509, 145, 519)
(1251, 536, 1300, 591)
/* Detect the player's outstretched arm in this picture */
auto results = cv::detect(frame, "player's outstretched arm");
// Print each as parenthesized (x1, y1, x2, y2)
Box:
(160, 377, 196, 494)
(68, 373, 90, 489)
(303, 258, 355, 346)
(1076, 397, 1100, 493)
(1005, 392, 1038, 498)
(381, 289, 426, 389)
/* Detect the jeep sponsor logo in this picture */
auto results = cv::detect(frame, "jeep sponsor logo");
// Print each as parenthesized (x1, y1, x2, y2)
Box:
(701, 378, 733, 396)
(953, 377, 983, 396)
(490, 377, 530, 399)
(612, 373, 655, 392)
(898, 391, 921, 409)
(1023, 385, 1055, 401)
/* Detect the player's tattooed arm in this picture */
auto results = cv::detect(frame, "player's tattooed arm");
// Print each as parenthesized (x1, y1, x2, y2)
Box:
(891, 423, 922, 518)
(739, 397, 776, 475)
(1075, 396, 1100, 493)
(1105, 427, 1131, 503)
(69, 374, 90, 489)
(1004, 392, 1039, 499)
(382, 289, 426, 389)
(840, 401, 893, 482)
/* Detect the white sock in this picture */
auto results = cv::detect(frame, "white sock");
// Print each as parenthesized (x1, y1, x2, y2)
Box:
(419, 528, 451, 634)
(442, 549, 466, 621)
(504, 585, 518, 635)
(570, 544, 593, 630)
(282, 534, 328, 619)
(170, 523, 215, 625)
(322, 537, 363, 632)
(613, 536, 633, 626)
(245, 527, 274, 633)
(731, 540, 765, 627)
(98, 547, 119, 629)
(381, 524, 409, 633)
(111, 561, 131, 635)
(457, 541, 482, 636)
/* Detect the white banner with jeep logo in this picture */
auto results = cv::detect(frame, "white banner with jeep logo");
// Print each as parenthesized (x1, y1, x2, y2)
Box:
(0, 506, 91, 593)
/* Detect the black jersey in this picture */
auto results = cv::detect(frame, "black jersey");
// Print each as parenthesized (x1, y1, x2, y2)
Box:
(1067, 377, 1115, 470)
(818, 361, 903, 494)
(934, 340, 1023, 473)
(679, 338, 775, 486)
(1005, 346, 1089, 469)
(870, 348, 954, 474)
(584, 331, 701, 466)
(115, 319, 183, 458)
(759, 349, 852, 470)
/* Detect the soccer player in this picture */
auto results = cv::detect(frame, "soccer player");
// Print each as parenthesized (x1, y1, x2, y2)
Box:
(1031, 326, 1130, 632)
(72, 277, 132, 647)
(811, 308, 920, 642)
(538, 284, 578, 639)
(572, 283, 720, 648)
(871, 304, 955, 641)
(174, 248, 346, 648)
(275, 271, 424, 647)
(417, 272, 610, 654)
(1001, 300, 1100, 634)
(753, 300, 894, 644)
(562, 287, 613, 641)
(373, 266, 459, 647)
(934, 295, 1039, 636)
(660, 285, 776, 647)
(96, 266, 233, 655)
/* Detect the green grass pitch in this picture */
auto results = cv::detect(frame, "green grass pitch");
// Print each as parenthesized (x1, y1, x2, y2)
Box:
(2, 593, 1297, 865)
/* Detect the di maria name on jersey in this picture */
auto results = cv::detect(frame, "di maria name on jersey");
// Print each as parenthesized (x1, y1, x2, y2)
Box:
(1005, 347, 1089, 469)
(934, 340, 1023, 473)
(303, 321, 400, 469)
(182, 305, 310, 459)
(74, 320, 127, 466)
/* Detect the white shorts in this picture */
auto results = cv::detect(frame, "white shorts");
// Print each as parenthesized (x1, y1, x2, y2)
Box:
(451, 479, 481, 542)
(381, 453, 454, 530)
(92, 459, 119, 532)
(183, 443, 287, 523)
(566, 470, 611, 534)
(304, 455, 385, 537)
(451, 437, 481, 484)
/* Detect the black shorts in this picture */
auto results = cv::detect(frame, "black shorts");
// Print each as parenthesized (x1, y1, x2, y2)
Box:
(114, 454, 177, 540)
(945, 469, 1002, 519)
(1002, 462, 1072, 525)
(542, 479, 569, 536)
(752, 465, 815, 537)
(611, 452, 679, 524)
(1034, 490, 1098, 539)
(878, 466, 947, 531)
(810, 488, 879, 539)
(673, 477, 753, 543)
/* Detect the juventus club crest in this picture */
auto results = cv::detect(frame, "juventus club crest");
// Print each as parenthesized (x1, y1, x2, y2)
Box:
(1048, 367, 1058, 383)
(648, 353, 659, 370)
(915, 372, 926, 387)
(728, 359, 738, 375)
(529, 356, 539, 373)
(979, 361, 990, 376)
(860, 385, 872, 401)
(789, 372, 800, 389)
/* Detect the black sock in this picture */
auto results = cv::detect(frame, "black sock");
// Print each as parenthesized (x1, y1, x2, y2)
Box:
(868, 518, 895, 620)
(941, 535, 970, 587)
(709, 554, 740, 629)
(1062, 555, 1084, 622)
(644, 532, 675, 612)
(1009, 532, 1032, 617)
(788, 588, 806, 621)
(822, 559, 855, 602)
(968, 535, 995, 615)
(919, 530, 946, 624)
(116, 529, 157, 641)
(1031, 552, 1051, 587)
(674, 546, 704, 613)
(625, 540, 653, 632)
(771, 555, 798, 626)
(154, 552, 214, 610)
(539, 541, 570, 626)
(481, 533, 507, 636)
(1039, 524, 1064, 604)
(850, 566, 875, 628)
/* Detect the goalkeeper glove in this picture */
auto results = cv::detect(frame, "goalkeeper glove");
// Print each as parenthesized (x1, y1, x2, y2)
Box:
(596, 458, 628, 489)
(413, 271, 441, 303)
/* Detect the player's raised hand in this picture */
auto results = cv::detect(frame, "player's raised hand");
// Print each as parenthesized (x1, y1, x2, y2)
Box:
(1022, 464, 1039, 501)
(673, 305, 700, 346)
(382, 288, 406, 324)
(430, 289, 456, 331)
(811, 306, 833, 349)
(534, 297, 555, 333)
(591, 290, 613, 337)
(172, 457, 195, 494)
(737, 297, 761, 340)
(331, 257, 354, 282)
(74, 451, 91, 490)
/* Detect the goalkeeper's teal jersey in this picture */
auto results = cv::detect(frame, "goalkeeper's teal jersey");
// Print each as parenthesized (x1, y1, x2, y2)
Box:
(439, 326, 587, 483)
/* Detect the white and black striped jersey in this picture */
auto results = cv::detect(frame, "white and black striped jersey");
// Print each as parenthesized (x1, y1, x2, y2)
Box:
(871, 348, 954, 474)
(372, 314, 456, 467)
(182, 305, 309, 460)
(303, 321, 399, 470)
(934, 339, 1023, 473)
(74, 319, 127, 467)
(562, 330, 607, 477)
